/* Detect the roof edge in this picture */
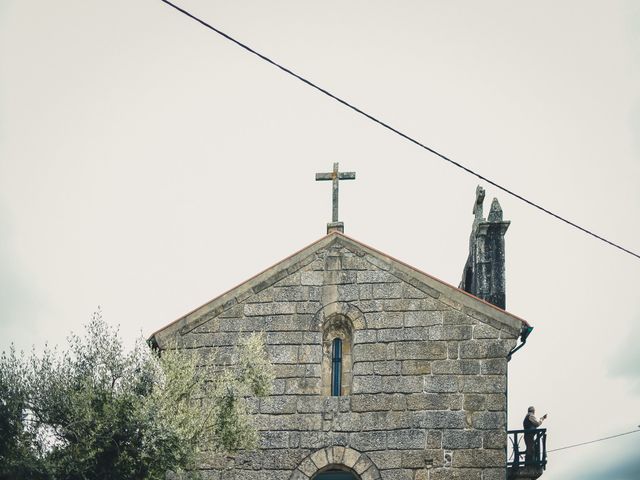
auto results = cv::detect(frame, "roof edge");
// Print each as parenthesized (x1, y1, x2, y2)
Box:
(149, 233, 338, 346)
(149, 231, 530, 346)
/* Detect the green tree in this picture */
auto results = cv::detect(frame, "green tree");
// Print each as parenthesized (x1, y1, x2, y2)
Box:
(0, 311, 274, 480)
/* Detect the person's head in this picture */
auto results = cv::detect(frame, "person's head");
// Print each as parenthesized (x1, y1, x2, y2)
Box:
(528, 406, 535, 414)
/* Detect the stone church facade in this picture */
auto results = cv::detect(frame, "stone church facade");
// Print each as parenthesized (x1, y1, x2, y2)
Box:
(150, 196, 530, 480)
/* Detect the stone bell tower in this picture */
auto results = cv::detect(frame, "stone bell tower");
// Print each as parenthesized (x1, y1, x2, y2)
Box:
(460, 186, 510, 309)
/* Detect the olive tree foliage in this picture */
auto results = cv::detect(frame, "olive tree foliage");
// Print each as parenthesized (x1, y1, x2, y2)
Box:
(0, 311, 274, 480)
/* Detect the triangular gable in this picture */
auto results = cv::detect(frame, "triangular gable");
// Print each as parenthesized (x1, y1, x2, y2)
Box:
(149, 232, 529, 347)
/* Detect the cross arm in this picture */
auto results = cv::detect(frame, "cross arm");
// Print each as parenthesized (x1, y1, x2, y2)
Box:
(315, 172, 356, 181)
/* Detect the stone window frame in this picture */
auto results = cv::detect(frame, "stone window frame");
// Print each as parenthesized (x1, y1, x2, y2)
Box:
(322, 314, 353, 396)
(313, 302, 366, 397)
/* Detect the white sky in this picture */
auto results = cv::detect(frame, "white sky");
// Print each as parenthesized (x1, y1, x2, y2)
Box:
(1, 1, 639, 478)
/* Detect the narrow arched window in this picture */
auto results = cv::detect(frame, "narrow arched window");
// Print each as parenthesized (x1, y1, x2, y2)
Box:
(331, 338, 342, 396)
(322, 315, 353, 396)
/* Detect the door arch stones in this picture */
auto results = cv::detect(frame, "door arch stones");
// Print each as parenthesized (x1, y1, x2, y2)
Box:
(289, 446, 381, 480)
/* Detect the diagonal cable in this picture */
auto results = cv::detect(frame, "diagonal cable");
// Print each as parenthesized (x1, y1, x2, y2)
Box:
(159, 0, 640, 261)
(548, 428, 640, 453)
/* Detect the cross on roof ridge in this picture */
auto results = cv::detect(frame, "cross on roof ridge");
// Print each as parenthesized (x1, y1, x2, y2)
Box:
(315, 162, 356, 234)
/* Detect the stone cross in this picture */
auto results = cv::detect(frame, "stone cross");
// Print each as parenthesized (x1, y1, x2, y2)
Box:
(315, 163, 356, 226)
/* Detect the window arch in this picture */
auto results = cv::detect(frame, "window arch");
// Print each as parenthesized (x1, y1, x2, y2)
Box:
(322, 315, 353, 396)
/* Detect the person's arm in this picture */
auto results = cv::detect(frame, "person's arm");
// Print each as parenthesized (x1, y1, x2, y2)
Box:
(529, 414, 543, 427)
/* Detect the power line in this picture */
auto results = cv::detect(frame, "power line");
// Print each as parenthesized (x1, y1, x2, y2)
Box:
(158, 0, 640, 262)
(548, 428, 640, 453)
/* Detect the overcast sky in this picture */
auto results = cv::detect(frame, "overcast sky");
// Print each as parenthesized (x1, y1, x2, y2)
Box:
(1, 1, 639, 478)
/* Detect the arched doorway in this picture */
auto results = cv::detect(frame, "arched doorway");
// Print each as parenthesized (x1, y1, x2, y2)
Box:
(314, 470, 359, 480)
(289, 446, 380, 480)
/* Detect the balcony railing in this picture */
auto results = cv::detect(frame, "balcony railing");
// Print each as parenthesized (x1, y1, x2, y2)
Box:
(507, 428, 547, 477)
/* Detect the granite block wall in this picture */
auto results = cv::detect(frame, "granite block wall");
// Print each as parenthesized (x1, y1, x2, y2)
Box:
(168, 239, 520, 480)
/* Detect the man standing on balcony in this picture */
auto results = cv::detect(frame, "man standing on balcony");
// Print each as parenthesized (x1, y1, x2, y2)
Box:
(523, 406, 547, 464)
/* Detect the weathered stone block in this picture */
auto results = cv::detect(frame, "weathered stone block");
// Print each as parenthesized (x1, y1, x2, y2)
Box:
(352, 375, 382, 394)
(386, 429, 425, 449)
(284, 377, 321, 395)
(299, 431, 326, 449)
(485, 394, 506, 411)
(259, 396, 297, 414)
(261, 449, 309, 470)
(291, 394, 322, 413)
(342, 448, 362, 468)
(351, 394, 406, 412)
(325, 255, 341, 271)
(255, 413, 322, 431)
(471, 411, 505, 430)
(272, 363, 320, 379)
(404, 310, 443, 327)
(459, 340, 511, 359)
(429, 325, 473, 341)
(266, 345, 298, 364)
(448, 341, 460, 359)
(367, 450, 402, 469)
(373, 361, 401, 375)
(301, 271, 323, 286)
(289, 470, 308, 480)
(429, 468, 482, 480)
(382, 375, 423, 393)
(460, 376, 505, 394)
(353, 455, 374, 474)
(364, 311, 403, 328)
(427, 430, 443, 449)
(360, 466, 382, 480)
(463, 394, 486, 411)
(357, 271, 398, 283)
(310, 449, 329, 470)
(401, 450, 433, 468)
(353, 361, 374, 375)
(452, 449, 505, 468)
(402, 284, 429, 299)
(378, 469, 413, 480)
(342, 255, 369, 270)
(259, 430, 289, 449)
(266, 331, 303, 345)
(384, 298, 441, 312)
(431, 360, 480, 375)
(267, 315, 313, 331)
(353, 343, 391, 361)
(358, 284, 374, 300)
(401, 360, 431, 375)
(354, 330, 377, 344)
(337, 284, 359, 301)
(273, 286, 307, 302)
(483, 431, 506, 449)
(442, 430, 482, 449)
(481, 358, 507, 375)
(298, 345, 322, 364)
(394, 341, 447, 360)
(421, 411, 467, 429)
(443, 311, 475, 325)
(378, 327, 428, 342)
(373, 283, 403, 299)
(244, 303, 296, 316)
(350, 431, 387, 451)
(298, 455, 317, 476)
(423, 375, 459, 393)
(481, 468, 506, 480)
(473, 323, 500, 339)
(325, 271, 357, 285)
